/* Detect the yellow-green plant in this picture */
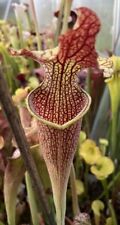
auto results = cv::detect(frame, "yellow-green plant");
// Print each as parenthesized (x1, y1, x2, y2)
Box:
(92, 200, 104, 225)
(98, 56, 120, 158)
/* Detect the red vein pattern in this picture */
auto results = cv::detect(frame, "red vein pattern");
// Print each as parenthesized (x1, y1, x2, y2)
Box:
(58, 7, 100, 67)
(10, 7, 100, 224)
(38, 121, 81, 184)
(29, 60, 89, 125)
(37, 120, 82, 225)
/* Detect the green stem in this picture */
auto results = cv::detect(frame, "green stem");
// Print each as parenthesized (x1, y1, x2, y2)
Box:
(25, 172, 40, 225)
(101, 179, 116, 225)
(108, 200, 118, 225)
(53, 187, 66, 225)
(61, 0, 73, 34)
(30, 0, 42, 50)
(25, 8, 34, 32)
(86, 69, 92, 95)
(85, 69, 92, 136)
(101, 179, 109, 202)
(99, 171, 120, 199)
(15, 18, 25, 48)
(111, 111, 118, 159)
(70, 164, 80, 216)
(84, 164, 89, 196)
(90, 87, 110, 141)
(94, 215, 100, 225)
(54, 0, 65, 46)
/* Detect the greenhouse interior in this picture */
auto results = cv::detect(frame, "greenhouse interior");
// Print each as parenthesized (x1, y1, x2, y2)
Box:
(0, 0, 120, 225)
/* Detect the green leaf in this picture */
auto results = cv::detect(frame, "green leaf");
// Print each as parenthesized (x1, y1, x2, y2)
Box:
(0, 221, 5, 225)
(25, 172, 40, 225)
(0, 43, 19, 93)
(4, 145, 51, 225)
(4, 154, 25, 225)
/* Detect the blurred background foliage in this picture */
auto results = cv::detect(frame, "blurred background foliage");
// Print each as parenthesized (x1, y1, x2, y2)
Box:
(0, 1, 120, 225)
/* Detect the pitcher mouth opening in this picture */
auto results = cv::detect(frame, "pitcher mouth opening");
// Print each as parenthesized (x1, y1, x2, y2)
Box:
(26, 85, 91, 130)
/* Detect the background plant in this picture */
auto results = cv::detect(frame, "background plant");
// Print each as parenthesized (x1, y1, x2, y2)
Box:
(0, 1, 119, 225)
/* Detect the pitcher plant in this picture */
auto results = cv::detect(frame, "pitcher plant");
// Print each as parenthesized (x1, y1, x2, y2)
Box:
(10, 7, 100, 225)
